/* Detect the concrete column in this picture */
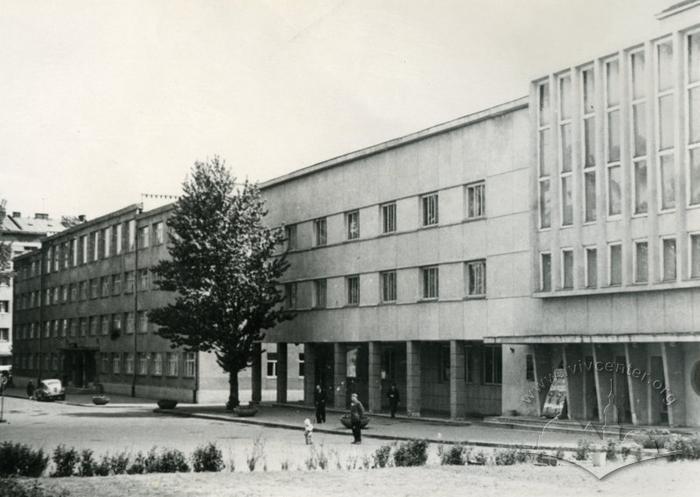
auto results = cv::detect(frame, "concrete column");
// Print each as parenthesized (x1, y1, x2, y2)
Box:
(333, 343, 347, 409)
(592, 344, 616, 424)
(367, 342, 382, 413)
(303, 344, 316, 406)
(563, 345, 585, 420)
(276, 343, 288, 404)
(625, 343, 648, 426)
(406, 341, 421, 416)
(532, 344, 553, 416)
(251, 342, 262, 404)
(662, 342, 686, 427)
(449, 340, 466, 419)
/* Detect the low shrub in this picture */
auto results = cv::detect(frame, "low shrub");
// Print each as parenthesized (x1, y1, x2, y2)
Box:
(0, 442, 49, 478)
(0, 479, 70, 497)
(665, 434, 700, 461)
(439, 444, 466, 466)
(51, 445, 80, 478)
(192, 443, 224, 472)
(144, 448, 190, 473)
(126, 452, 146, 475)
(373, 445, 392, 468)
(467, 450, 487, 465)
(93, 455, 111, 477)
(605, 440, 617, 461)
(77, 449, 96, 477)
(574, 439, 591, 461)
(108, 452, 129, 475)
(494, 448, 517, 466)
(633, 429, 672, 450)
(393, 440, 429, 467)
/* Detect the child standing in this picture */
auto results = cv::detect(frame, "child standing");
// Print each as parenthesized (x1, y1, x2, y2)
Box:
(304, 418, 313, 445)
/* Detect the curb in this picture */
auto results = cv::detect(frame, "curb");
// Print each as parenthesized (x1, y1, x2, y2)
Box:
(153, 408, 571, 451)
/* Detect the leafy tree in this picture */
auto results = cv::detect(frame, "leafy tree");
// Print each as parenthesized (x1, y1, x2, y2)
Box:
(149, 157, 291, 409)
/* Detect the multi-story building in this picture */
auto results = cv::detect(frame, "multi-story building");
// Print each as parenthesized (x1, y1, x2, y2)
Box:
(11, 203, 303, 402)
(488, 1, 700, 427)
(1, 208, 73, 367)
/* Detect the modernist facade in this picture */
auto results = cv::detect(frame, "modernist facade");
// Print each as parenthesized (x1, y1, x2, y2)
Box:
(11, 204, 303, 402)
(1, 209, 73, 367)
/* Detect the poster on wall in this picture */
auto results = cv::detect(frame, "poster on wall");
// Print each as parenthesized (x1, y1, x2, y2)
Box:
(542, 368, 568, 418)
(346, 347, 358, 378)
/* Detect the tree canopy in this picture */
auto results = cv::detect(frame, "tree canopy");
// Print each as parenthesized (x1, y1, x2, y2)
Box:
(149, 157, 292, 408)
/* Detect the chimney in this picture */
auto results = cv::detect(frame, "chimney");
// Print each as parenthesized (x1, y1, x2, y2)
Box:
(34, 213, 49, 220)
(11, 211, 21, 218)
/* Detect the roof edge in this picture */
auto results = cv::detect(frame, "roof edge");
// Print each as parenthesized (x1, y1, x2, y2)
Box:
(656, 0, 700, 19)
(260, 96, 528, 190)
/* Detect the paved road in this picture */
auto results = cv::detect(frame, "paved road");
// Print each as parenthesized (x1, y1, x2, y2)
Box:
(0, 397, 383, 470)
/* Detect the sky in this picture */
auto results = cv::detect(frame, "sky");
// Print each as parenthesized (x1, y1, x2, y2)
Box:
(0, 0, 671, 219)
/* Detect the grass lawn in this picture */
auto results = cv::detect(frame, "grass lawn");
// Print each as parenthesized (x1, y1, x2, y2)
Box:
(18, 460, 700, 497)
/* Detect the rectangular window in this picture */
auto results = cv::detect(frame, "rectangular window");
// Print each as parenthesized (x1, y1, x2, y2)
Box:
(561, 175, 573, 226)
(346, 210, 360, 240)
(139, 269, 149, 291)
(583, 117, 596, 168)
(584, 171, 596, 222)
(115, 224, 123, 254)
(79, 318, 87, 337)
(539, 179, 551, 228)
(101, 354, 110, 375)
(560, 123, 573, 172)
(80, 235, 88, 264)
(138, 226, 150, 248)
(633, 103, 647, 157)
(421, 266, 439, 299)
(540, 253, 552, 292)
(559, 75, 572, 120)
(153, 222, 164, 245)
(539, 129, 553, 177)
(482, 346, 502, 385)
(381, 202, 397, 233)
(137, 353, 148, 375)
(101, 276, 110, 297)
(0, 328, 8, 342)
(607, 164, 621, 216)
(103, 227, 111, 258)
(0, 301, 8, 313)
(298, 352, 305, 377)
(538, 82, 550, 126)
(266, 352, 278, 378)
(380, 271, 397, 303)
(152, 353, 163, 376)
(112, 354, 121, 374)
(689, 148, 700, 206)
(658, 41, 674, 92)
(465, 260, 486, 296)
(285, 282, 297, 309)
(125, 353, 134, 375)
(631, 50, 646, 100)
(92, 231, 99, 261)
(90, 279, 99, 299)
(609, 243, 622, 286)
(586, 247, 597, 288)
(167, 353, 179, 376)
(184, 352, 196, 378)
(346, 275, 359, 306)
(466, 182, 485, 218)
(691, 233, 700, 278)
(561, 249, 574, 289)
(313, 218, 327, 247)
(112, 314, 122, 332)
(138, 311, 148, 333)
(583, 67, 595, 113)
(662, 237, 677, 281)
(89, 316, 98, 336)
(101, 315, 110, 336)
(71, 238, 78, 266)
(690, 87, 700, 144)
(128, 220, 136, 251)
(660, 154, 676, 210)
(635, 240, 649, 283)
(606, 59, 620, 107)
(526, 354, 535, 381)
(421, 193, 439, 226)
(284, 224, 297, 250)
(125, 312, 135, 334)
(125, 271, 135, 293)
(659, 94, 675, 150)
(313, 279, 327, 308)
(634, 160, 648, 214)
(607, 110, 621, 162)
(113, 274, 122, 295)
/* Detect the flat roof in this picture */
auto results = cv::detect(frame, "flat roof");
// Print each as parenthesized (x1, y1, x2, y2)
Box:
(260, 96, 528, 190)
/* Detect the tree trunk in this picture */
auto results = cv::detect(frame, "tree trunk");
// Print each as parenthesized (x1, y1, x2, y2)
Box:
(227, 371, 239, 410)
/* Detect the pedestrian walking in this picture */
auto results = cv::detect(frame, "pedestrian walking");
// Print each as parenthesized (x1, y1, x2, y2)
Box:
(304, 418, 313, 445)
(314, 384, 326, 423)
(26, 380, 35, 399)
(387, 383, 400, 418)
(349, 393, 365, 444)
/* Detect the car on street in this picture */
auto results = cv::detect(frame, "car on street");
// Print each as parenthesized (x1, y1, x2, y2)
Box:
(34, 379, 65, 401)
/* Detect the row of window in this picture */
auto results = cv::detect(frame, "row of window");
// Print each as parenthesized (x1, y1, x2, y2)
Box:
(284, 260, 486, 308)
(15, 311, 152, 340)
(537, 31, 700, 229)
(17, 221, 165, 279)
(14, 351, 195, 378)
(284, 182, 485, 250)
(15, 270, 152, 310)
(540, 233, 700, 291)
(265, 352, 305, 378)
(435, 344, 502, 385)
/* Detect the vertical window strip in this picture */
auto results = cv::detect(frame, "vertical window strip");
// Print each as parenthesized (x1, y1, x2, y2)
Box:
(559, 75, 573, 226)
(581, 67, 597, 222)
(605, 58, 622, 217)
(657, 39, 676, 211)
(538, 81, 552, 228)
(687, 32, 700, 205)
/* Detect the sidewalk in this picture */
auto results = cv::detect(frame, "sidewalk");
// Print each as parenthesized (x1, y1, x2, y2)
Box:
(153, 403, 607, 450)
(1, 386, 160, 408)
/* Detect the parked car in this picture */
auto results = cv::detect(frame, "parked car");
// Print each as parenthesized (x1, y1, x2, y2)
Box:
(34, 379, 65, 401)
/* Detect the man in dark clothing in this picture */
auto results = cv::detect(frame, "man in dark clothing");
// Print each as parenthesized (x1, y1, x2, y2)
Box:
(313, 384, 326, 423)
(387, 383, 400, 418)
(349, 393, 365, 444)
(26, 380, 35, 399)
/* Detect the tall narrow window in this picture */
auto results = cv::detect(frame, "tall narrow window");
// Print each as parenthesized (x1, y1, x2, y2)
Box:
(586, 247, 597, 288)
(561, 249, 574, 289)
(635, 240, 649, 283)
(466, 182, 485, 219)
(688, 33, 700, 205)
(285, 282, 297, 309)
(662, 237, 677, 281)
(421, 193, 439, 226)
(465, 260, 486, 296)
(381, 202, 396, 233)
(538, 81, 552, 228)
(346, 210, 360, 240)
(115, 223, 123, 254)
(691, 233, 700, 278)
(609, 243, 622, 286)
(127, 220, 136, 251)
(421, 266, 439, 299)
(380, 271, 397, 303)
(482, 346, 502, 385)
(540, 253, 552, 292)
(313, 279, 327, 308)
(606, 59, 622, 217)
(630, 49, 649, 217)
(657, 40, 676, 212)
(346, 275, 360, 306)
(582, 67, 597, 222)
(284, 224, 297, 250)
(660, 155, 676, 210)
(634, 160, 648, 214)
(153, 222, 164, 245)
(314, 218, 327, 247)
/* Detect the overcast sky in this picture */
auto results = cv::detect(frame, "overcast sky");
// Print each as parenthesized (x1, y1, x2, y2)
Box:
(1, 0, 670, 219)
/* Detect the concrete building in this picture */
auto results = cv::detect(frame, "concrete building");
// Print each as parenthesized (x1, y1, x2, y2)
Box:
(1, 208, 74, 367)
(11, 203, 303, 402)
(488, 1, 700, 427)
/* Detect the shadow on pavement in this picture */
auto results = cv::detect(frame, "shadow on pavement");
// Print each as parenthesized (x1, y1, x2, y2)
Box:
(60, 410, 158, 419)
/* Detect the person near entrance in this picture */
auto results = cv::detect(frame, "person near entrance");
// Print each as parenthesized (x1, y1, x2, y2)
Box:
(387, 383, 400, 418)
(349, 393, 365, 444)
(314, 384, 327, 423)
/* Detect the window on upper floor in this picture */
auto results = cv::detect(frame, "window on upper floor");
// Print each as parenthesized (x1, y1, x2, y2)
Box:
(585, 247, 597, 289)
(313, 279, 326, 309)
(540, 253, 552, 292)
(691, 233, 700, 279)
(0, 301, 8, 313)
(662, 237, 677, 282)
(634, 240, 649, 283)
(381, 202, 396, 233)
(346, 210, 360, 240)
(421, 193, 438, 226)
(266, 352, 278, 378)
(153, 222, 164, 245)
(561, 249, 574, 289)
(184, 352, 196, 378)
(466, 182, 485, 219)
(421, 266, 439, 300)
(138, 225, 150, 248)
(346, 275, 359, 306)
(285, 282, 297, 309)
(313, 218, 327, 247)
(609, 243, 622, 286)
(465, 260, 486, 297)
(284, 224, 297, 251)
(380, 271, 397, 303)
